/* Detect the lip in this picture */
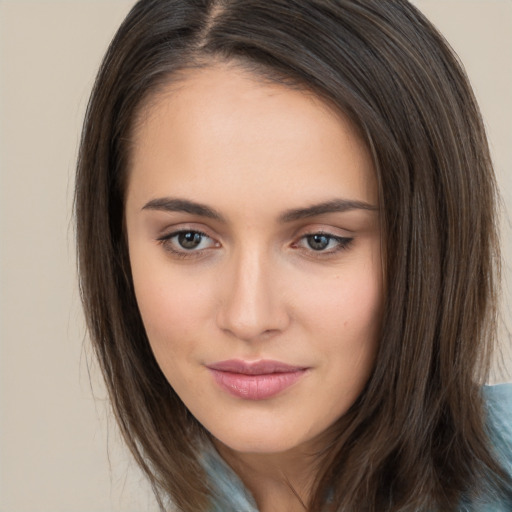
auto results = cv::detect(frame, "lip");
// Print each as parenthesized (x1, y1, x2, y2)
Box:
(207, 359, 308, 400)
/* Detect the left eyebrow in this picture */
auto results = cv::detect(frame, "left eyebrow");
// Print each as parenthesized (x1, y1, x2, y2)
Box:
(279, 199, 378, 223)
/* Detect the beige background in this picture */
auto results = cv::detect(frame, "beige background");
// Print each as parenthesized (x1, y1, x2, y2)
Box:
(0, 1, 511, 511)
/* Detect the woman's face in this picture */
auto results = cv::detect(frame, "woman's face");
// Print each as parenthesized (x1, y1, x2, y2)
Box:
(125, 64, 382, 455)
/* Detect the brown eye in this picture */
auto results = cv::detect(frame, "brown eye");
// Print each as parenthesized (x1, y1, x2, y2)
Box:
(157, 230, 218, 256)
(178, 231, 204, 249)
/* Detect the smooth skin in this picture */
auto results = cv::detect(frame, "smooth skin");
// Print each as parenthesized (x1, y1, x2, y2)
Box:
(125, 62, 383, 511)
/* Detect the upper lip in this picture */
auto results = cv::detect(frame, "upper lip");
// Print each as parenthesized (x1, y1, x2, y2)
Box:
(207, 359, 307, 375)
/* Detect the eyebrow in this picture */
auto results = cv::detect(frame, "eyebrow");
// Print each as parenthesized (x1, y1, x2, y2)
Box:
(279, 198, 378, 222)
(142, 197, 377, 223)
(142, 197, 225, 221)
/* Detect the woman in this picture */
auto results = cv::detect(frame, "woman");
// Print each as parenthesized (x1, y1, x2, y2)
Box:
(75, 0, 512, 510)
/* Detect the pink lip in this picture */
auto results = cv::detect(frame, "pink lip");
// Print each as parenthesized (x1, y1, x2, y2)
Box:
(207, 359, 308, 400)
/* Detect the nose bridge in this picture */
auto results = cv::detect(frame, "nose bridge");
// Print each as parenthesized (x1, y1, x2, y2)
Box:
(217, 242, 287, 341)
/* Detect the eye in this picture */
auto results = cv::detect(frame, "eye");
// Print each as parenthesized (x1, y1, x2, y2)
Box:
(306, 234, 333, 251)
(176, 231, 207, 249)
(157, 230, 218, 255)
(294, 232, 353, 254)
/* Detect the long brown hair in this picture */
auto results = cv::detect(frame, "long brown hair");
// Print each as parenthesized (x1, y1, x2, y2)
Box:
(75, 1, 510, 510)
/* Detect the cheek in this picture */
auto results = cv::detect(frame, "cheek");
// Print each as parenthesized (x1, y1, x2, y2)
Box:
(293, 254, 382, 395)
(130, 255, 217, 361)
(298, 262, 382, 338)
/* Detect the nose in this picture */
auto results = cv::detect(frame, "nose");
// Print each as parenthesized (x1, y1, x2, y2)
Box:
(216, 246, 290, 342)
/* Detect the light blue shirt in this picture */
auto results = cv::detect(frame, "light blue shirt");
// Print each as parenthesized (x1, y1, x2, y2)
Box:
(202, 383, 512, 511)
(471, 383, 512, 511)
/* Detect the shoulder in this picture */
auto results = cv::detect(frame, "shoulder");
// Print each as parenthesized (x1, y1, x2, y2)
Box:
(482, 382, 512, 463)
(476, 383, 512, 510)
(483, 382, 512, 428)
(482, 382, 512, 410)
(482, 383, 512, 447)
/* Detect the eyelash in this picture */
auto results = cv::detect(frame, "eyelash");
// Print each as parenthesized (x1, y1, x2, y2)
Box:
(156, 230, 353, 259)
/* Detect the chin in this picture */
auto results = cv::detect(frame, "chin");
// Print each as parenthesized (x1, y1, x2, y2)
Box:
(209, 422, 318, 457)
(220, 437, 294, 455)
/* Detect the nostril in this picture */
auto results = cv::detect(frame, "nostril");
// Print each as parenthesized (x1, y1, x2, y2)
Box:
(216, 293, 290, 342)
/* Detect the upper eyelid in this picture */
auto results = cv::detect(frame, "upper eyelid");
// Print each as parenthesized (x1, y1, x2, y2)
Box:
(156, 223, 217, 240)
(154, 218, 352, 234)
(292, 225, 354, 239)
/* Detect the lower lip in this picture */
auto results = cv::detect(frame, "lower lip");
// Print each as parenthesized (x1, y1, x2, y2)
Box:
(209, 369, 307, 400)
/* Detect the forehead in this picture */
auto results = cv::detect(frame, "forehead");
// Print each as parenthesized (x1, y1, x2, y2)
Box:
(127, 63, 377, 214)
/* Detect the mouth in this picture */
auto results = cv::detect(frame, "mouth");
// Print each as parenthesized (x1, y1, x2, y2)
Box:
(206, 359, 309, 400)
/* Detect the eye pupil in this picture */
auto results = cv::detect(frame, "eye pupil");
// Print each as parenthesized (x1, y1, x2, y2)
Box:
(178, 232, 202, 249)
(307, 234, 330, 250)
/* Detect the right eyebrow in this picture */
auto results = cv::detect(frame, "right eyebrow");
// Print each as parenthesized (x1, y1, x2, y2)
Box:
(142, 197, 225, 222)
